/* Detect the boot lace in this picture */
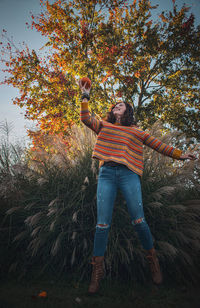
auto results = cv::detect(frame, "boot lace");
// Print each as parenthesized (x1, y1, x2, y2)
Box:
(146, 255, 159, 273)
(91, 261, 104, 282)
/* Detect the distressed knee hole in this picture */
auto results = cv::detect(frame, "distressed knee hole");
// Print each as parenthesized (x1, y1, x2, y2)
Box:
(96, 223, 109, 229)
(132, 217, 145, 226)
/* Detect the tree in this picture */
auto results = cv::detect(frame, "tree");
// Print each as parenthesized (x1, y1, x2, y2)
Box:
(1, 0, 200, 141)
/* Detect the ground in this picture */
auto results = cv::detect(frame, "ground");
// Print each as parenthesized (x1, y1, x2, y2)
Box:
(0, 277, 200, 308)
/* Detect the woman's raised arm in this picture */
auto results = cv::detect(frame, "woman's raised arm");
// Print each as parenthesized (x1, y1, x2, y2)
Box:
(79, 78, 102, 134)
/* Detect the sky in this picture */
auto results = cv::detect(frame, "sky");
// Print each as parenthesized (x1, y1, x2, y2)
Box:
(0, 0, 200, 144)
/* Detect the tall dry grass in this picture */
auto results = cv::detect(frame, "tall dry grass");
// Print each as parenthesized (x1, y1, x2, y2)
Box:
(1, 121, 200, 284)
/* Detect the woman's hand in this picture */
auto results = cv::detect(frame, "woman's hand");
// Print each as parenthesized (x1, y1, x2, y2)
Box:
(180, 153, 198, 160)
(78, 79, 91, 94)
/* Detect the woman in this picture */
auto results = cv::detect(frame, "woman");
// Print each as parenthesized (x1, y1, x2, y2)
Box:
(79, 79, 197, 294)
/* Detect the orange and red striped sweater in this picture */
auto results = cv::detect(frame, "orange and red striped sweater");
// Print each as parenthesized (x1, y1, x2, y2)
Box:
(80, 102, 182, 176)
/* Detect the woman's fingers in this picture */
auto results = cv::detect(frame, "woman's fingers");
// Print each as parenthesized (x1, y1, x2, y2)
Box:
(180, 153, 197, 160)
(78, 79, 85, 89)
(78, 80, 90, 93)
(189, 154, 197, 160)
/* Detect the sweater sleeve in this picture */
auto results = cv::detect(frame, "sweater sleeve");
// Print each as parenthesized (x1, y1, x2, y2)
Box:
(142, 131, 182, 159)
(80, 101, 102, 134)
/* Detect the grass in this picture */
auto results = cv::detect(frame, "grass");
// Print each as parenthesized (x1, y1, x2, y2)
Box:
(0, 276, 200, 308)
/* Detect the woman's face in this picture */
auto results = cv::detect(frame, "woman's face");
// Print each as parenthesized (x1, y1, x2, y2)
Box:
(112, 102, 126, 118)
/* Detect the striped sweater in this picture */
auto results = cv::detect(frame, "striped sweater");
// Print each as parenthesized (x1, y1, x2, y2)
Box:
(80, 102, 182, 176)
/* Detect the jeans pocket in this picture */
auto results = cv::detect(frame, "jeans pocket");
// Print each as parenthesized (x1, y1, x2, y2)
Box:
(98, 165, 115, 180)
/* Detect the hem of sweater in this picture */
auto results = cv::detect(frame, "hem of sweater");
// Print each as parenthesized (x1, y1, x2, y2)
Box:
(93, 157, 142, 177)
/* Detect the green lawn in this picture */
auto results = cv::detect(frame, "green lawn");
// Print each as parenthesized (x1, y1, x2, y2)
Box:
(0, 277, 200, 308)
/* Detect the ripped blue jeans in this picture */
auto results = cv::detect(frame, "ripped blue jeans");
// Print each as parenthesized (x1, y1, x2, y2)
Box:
(93, 164, 154, 256)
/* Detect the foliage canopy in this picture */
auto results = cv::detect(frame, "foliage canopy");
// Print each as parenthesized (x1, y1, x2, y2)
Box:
(1, 0, 200, 141)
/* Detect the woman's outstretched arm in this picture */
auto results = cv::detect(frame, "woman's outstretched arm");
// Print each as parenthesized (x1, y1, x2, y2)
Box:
(142, 131, 197, 161)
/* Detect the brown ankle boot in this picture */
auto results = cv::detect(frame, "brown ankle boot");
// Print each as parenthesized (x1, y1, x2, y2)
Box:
(146, 248, 163, 285)
(88, 256, 105, 294)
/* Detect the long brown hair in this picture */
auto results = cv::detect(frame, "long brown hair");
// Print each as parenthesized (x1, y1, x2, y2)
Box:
(106, 102, 136, 126)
